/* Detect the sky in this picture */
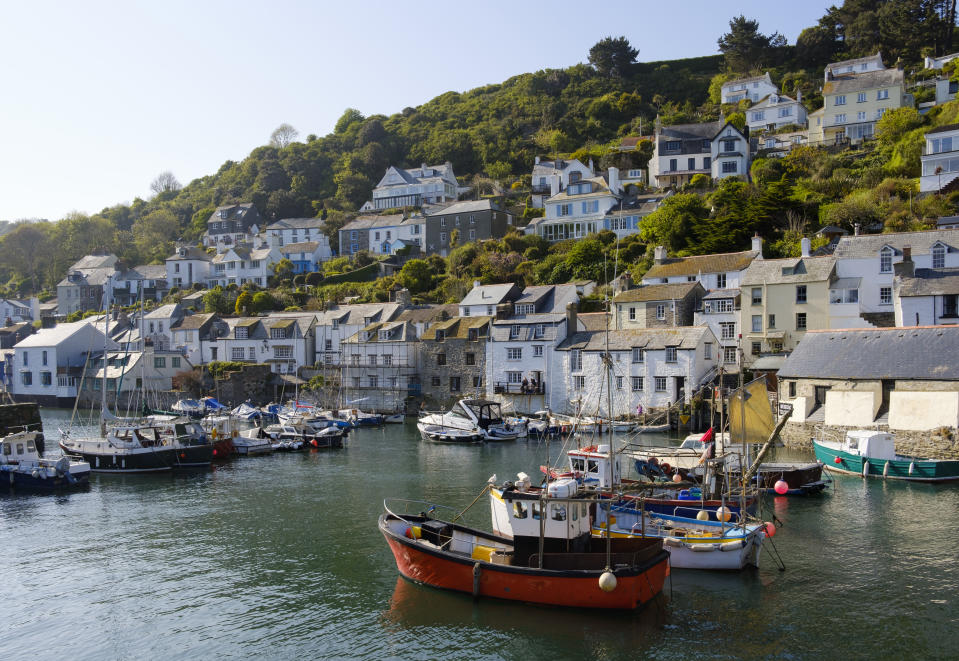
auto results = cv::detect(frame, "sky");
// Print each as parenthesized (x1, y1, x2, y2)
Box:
(0, 1, 832, 222)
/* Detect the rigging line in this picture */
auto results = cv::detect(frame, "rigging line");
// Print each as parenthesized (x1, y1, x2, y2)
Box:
(452, 483, 490, 523)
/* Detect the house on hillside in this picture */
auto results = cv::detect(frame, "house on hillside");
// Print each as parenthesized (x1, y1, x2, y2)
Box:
(265, 217, 332, 254)
(209, 243, 281, 287)
(337, 214, 425, 256)
(529, 170, 623, 242)
(0, 298, 36, 324)
(825, 52, 886, 80)
(419, 315, 492, 408)
(746, 92, 808, 132)
(821, 68, 910, 145)
(721, 72, 777, 104)
(170, 313, 218, 365)
(113, 264, 168, 305)
(369, 162, 458, 210)
(166, 245, 211, 290)
(612, 282, 705, 330)
(530, 157, 595, 208)
(425, 200, 515, 256)
(279, 242, 326, 274)
(711, 122, 750, 181)
(204, 203, 263, 252)
(458, 282, 522, 318)
(648, 120, 720, 188)
(920, 124, 959, 192)
(56, 254, 119, 318)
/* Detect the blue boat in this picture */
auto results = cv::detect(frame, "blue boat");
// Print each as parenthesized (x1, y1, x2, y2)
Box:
(814, 429, 959, 483)
(1, 432, 90, 490)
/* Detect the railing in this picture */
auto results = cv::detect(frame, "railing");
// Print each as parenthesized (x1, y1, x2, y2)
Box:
(493, 382, 545, 395)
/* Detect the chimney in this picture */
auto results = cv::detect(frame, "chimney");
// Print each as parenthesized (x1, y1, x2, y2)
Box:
(894, 246, 915, 278)
(30, 297, 40, 322)
(473, 280, 481, 290)
(588, 158, 595, 174)
(854, 223, 861, 236)
(395, 288, 412, 308)
(608, 167, 620, 194)
(421, 163, 428, 176)
(566, 302, 578, 333)
(654, 246, 668, 264)
(615, 272, 633, 295)
(751, 234, 763, 259)
(796, 88, 802, 103)
(549, 174, 560, 197)
(800, 237, 811, 258)
(535, 156, 540, 165)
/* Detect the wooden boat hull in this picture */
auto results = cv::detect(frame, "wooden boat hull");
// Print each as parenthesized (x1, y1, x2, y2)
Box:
(814, 441, 959, 482)
(380, 514, 669, 610)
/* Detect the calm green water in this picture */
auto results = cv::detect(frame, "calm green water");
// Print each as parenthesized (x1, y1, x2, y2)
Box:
(1, 409, 957, 660)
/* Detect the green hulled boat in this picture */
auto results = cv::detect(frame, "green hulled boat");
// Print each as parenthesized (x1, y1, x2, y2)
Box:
(814, 429, 959, 483)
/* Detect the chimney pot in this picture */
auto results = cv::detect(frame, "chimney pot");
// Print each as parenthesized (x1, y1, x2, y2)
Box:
(654, 246, 667, 264)
(566, 302, 578, 333)
(751, 234, 763, 258)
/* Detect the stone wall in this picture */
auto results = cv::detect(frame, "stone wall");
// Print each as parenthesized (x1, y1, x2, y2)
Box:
(0, 402, 42, 434)
(420, 338, 486, 409)
(643, 294, 699, 328)
(779, 420, 959, 459)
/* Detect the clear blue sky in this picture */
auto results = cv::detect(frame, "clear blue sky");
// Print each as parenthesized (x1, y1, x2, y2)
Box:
(0, 1, 831, 221)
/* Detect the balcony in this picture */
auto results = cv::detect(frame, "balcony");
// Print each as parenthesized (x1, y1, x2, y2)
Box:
(493, 382, 545, 395)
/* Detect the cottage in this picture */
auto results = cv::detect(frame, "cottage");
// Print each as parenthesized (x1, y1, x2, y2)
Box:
(204, 203, 262, 252)
(720, 72, 777, 104)
(166, 246, 212, 290)
(424, 200, 515, 256)
(821, 68, 910, 144)
(419, 316, 492, 408)
(530, 157, 595, 208)
(613, 281, 704, 330)
(369, 162, 458, 210)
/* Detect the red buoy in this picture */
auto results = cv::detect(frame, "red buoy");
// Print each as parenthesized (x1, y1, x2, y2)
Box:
(834, 456, 842, 464)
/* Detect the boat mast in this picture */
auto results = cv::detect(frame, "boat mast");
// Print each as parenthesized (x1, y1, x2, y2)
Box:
(100, 281, 111, 436)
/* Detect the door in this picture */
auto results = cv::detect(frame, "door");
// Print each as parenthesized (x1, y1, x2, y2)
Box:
(675, 376, 685, 403)
(814, 385, 830, 411)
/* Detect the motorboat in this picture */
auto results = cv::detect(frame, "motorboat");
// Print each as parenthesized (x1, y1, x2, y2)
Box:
(626, 428, 724, 472)
(814, 429, 959, 482)
(1, 431, 90, 489)
(60, 423, 181, 472)
(417, 424, 484, 444)
(262, 424, 345, 450)
(234, 427, 274, 456)
(382, 484, 669, 609)
(526, 411, 561, 439)
(384, 414, 405, 424)
(418, 399, 520, 442)
(171, 399, 205, 418)
(339, 408, 384, 427)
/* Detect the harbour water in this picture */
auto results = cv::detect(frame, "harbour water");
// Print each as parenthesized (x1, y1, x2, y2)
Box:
(2, 409, 958, 659)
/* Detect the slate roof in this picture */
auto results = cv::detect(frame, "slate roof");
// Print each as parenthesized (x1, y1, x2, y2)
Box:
(740, 256, 836, 286)
(208, 203, 257, 223)
(70, 254, 118, 270)
(557, 326, 712, 352)
(778, 326, 959, 380)
(14, 320, 112, 349)
(513, 284, 579, 314)
(703, 288, 741, 301)
(174, 313, 216, 331)
(927, 124, 959, 135)
(547, 176, 616, 202)
(577, 312, 612, 331)
(127, 265, 167, 280)
(643, 250, 758, 280)
(280, 241, 319, 254)
(344, 320, 415, 343)
(145, 304, 180, 319)
(396, 304, 458, 325)
(823, 68, 902, 95)
(723, 72, 773, 87)
(426, 200, 502, 216)
(658, 121, 722, 141)
(340, 214, 410, 231)
(266, 217, 327, 231)
(833, 230, 959, 259)
(613, 282, 703, 303)
(459, 283, 520, 307)
(826, 52, 884, 72)
(898, 267, 959, 296)
(167, 247, 212, 262)
(312, 303, 404, 326)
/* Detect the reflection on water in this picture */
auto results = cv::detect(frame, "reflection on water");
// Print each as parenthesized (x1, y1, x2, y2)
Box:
(0, 409, 957, 659)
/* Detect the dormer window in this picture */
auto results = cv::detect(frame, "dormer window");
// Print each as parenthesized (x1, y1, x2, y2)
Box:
(270, 328, 285, 339)
(665, 141, 681, 152)
(569, 172, 581, 183)
(435, 330, 445, 341)
(509, 325, 520, 339)
(332, 319, 339, 330)
(933, 244, 946, 269)
(378, 329, 392, 340)
(880, 246, 894, 273)
(219, 210, 228, 219)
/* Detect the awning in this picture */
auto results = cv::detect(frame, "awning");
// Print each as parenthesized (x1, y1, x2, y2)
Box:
(765, 330, 786, 339)
(750, 355, 788, 371)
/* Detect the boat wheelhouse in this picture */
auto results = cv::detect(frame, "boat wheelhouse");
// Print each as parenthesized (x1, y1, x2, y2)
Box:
(815, 429, 959, 482)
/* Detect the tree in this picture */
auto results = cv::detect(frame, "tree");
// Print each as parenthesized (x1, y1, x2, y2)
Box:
(132, 208, 181, 263)
(271, 258, 295, 284)
(717, 16, 785, 74)
(150, 171, 181, 195)
(269, 123, 299, 149)
(203, 286, 233, 314)
(235, 291, 253, 315)
(397, 259, 433, 293)
(334, 108, 365, 134)
(587, 36, 638, 78)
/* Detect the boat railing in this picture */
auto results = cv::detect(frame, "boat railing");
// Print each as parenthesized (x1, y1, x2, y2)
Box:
(384, 498, 462, 524)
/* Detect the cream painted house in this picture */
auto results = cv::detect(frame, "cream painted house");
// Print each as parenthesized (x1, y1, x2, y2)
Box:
(822, 68, 910, 144)
(739, 243, 836, 367)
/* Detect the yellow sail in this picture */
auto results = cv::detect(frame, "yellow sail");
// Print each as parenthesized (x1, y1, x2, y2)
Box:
(727, 376, 774, 445)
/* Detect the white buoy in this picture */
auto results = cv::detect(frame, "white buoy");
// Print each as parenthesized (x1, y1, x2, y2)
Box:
(909, 461, 916, 475)
(715, 506, 732, 522)
(599, 571, 617, 592)
(696, 510, 710, 521)
(862, 461, 869, 477)
(883, 461, 890, 478)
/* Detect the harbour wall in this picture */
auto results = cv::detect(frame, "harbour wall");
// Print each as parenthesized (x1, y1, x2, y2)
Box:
(780, 421, 959, 459)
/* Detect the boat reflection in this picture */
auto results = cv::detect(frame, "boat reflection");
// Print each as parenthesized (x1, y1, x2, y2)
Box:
(382, 576, 668, 645)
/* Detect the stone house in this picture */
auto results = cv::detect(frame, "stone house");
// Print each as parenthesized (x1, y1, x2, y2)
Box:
(424, 200, 515, 256)
(612, 282, 705, 330)
(204, 203, 262, 252)
(56, 254, 118, 317)
(777, 325, 959, 433)
(419, 316, 492, 409)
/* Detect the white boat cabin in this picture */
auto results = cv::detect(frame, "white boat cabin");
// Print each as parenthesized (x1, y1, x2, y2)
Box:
(841, 430, 896, 460)
(490, 475, 593, 540)
(567, 445, 622, 488)
(0, 434, 41, 463)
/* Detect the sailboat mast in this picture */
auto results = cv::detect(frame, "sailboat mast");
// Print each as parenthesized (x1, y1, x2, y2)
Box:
(100, 281, 111, 436)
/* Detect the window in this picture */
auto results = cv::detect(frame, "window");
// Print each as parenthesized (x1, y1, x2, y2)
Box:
(573, 375, 586, 390)
(721, 161, 737, 173)
(880, 287, 892, 305)
(440, 232, 447, 243)
(533, 325, 544, 339)
(703, 156, 711, 169)
(751, 111, 765, 122)
(510, 325, 520, 339)
(665, 347, 677, 363)
(779, 107, 792, 118)
(704, 343, 712, 360)
(751, 315, 762, 332)
(716, 273, 726, 288)
(665, 140, 681, 151)
(654, 377, 667, 392)
(154, 357, 166, 368)
(933, 244, 945, 268)
(751, 288, 762, 305)
(628, 307, 636, 321)
(231, 347, 245, 360)
(717, 299, 733, 313)
(835, 95, 846, 105)
(450, 377, 461, 392)
(235, 327, 248, 339)
(877, 89, 889, 100)
(22, 351, 28, 366)
(656, 304, 666, 320)
(631, 377, 644, 392)
(796, 285, 807, 304)
(720, 322, 735, 340)
(880, 247, 893, 273)
(857, 111, 867, 121)
(324, 339, 333, 351)
(383, 355, 392, 366)
(751, 342, 761, 355)
(436, 353, 447, 366)
(507, 347, 522, 360)
(460, 351, 474, 367)
(688, 157, 696, 170)
(455, 217, 460, 226)
(473, 376, 482, 388)
(469, 229, 475, 240)
(507, 371, 523, 384)
(40, 371, 52, 386)
(440, 218, 447, 227)
(431, 376, 441, 387)
(631, 347, 644, 363)
(557, 203, 572, 217)
(469, 215, 475, 224)
(830, 287, 859, 304)
(795, 312, 807, 330)
(274, 346, 293, 359)
(21, 371, 32, 386)
(722, 139, 736, 152)
(701, 139, 711, 150)
(931, 136, 954, 154)
(368, 354, 377, 366)
(570, 349, 583, 372)
(668, 158, 677, 172)
(172, 357, 181, 368)
(368, 375, 378, 388)
(533, 345, 543, 357)
(41, 350, 47, 366)
(857, 92, 866, 103)
(767, 314, 776, 329)
(723, 347, 737, 364)
(942, 294, 959, 317)
(834, 113, 847, 124)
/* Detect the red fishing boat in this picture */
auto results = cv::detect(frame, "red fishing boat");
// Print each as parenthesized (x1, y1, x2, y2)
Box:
(380, 487, 669, 610)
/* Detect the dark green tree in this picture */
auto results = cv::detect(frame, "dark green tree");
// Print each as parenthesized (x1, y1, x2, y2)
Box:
(717, 16, 786, 73)
(587, 36, 638, 78)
